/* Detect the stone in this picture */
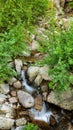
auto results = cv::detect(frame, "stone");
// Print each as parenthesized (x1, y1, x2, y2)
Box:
(42, 92, 48, 101)
(47, 90, 73, 110)
(34, 74, 42, 86)
(23, 51, 31, 57)
(15, 126, 24, 130)
(31, 40, 39, 51)
(15, 59, 23, 74)
(27, 66, 40, 81)
(11, 91, 17, 97)
(32, 120, 51, 130)
(9, 97, 18, 104)
(0, 103, 15, 118)
(39, 65, 51, 81)
(16, 118, 27, 126)
(50, 115, 57, 126)
(34, 95, 43, 111)
(0, 94, 7, 104)
(55, 117, 73, 130)
(13, 81, 22, 89)
(17, 90, 34, 108)
(41, 82, 48, 92)
(0, 116, 15, 129)
(9, 77, 17, 86)
(0, 84, 9, 94)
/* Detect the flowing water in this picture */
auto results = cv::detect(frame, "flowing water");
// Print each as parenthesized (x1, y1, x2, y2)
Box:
(21, 70, 53, 123)
(21, 70, 37, 94)
(29, 102, 52, 123)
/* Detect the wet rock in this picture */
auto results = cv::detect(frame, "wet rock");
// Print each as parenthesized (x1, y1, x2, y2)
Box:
(0, 84, 9, 94)
(34, 95, 43, 111)
(0, 94, 7, 104)
(15, 126, 24, 130)
(9, 97, 18, 104)
(15, 59, 23, 74)
(42, 92, 48, 101)
(32, 120, 51, 130)
(27, 66, 39, 81)
(13, 81, 22, 89)
(0, 116, 15, 129)
(17, 90, 34, 108)
(47, 90, 73, 110)
(16, 118, 27, 126)
(50, 115, 57, 126)
(55, 117, 73, 130)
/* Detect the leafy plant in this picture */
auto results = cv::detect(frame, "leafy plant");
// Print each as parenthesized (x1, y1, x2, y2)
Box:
(0, 0, 48, 82)
(22, 123, 38, 130)
(38, 9, 73, 91)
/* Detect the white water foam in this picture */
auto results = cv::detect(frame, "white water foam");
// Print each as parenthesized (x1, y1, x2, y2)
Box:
(29, 102, 52, 123)
(21, 70, 36, 94)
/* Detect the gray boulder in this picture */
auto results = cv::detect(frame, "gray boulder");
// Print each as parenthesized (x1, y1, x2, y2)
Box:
(0, 116, 14, 129)
(47, 90, 73, 110)
(17, 90, 34, 108)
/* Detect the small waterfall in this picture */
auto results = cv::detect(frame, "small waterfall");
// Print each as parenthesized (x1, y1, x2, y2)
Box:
(29, 102, 52, 123)
(21, 70, 36, 94)
(21, 70, 53, 123)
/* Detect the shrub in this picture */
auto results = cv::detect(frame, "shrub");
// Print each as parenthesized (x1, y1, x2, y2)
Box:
(22, 123, 38, 130)
(38, 14, 73, 91)
(0, 0, 48, 82)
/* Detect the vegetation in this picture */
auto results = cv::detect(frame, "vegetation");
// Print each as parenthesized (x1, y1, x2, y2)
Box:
(0, 0, 48, 82)
(22, 123, 38, 130)
(38, 13, 73, 91)
(0, 0, 73, 92)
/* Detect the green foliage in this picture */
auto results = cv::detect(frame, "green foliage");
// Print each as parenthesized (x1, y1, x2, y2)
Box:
(38, 11, 73, 91)
(0, 0, 49, 30)
(0, 0, 48, 82)
(22, 123, 38, 130)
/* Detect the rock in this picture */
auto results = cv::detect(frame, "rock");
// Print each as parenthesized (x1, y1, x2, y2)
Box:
(8, 61, 14, 68)
(0, 94, 7, 104)
(15, 59, 23, 74)
(0, 116, 15, 129)
(32, 120, 51, 130)
(39, 65, 51, 81)
(34, 95, 43, 111)
(27, 66, 39, 81)
(16, 118, 27, 126)
(0, 84, 9, 94)
(42, 92, 48, 101)
(23, 51, 31, 57)
(17, 90, 34, 108)
(0, 103, 15, 118)
(47, 90, 73, 110)
(9, 97, 18, 104)
(15, 126, 24, 130)
(50, 115, 57, 126)
(27, 65, 51, 82)
(41, 82, 48, 92)
(34, 74, 42, 86)
(9, 77, 17, 86)
(11, 91, 17, 97)
(13, 81, 22, 89)
(31, 40, 39, 51)
(55, 117, 73, 130)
